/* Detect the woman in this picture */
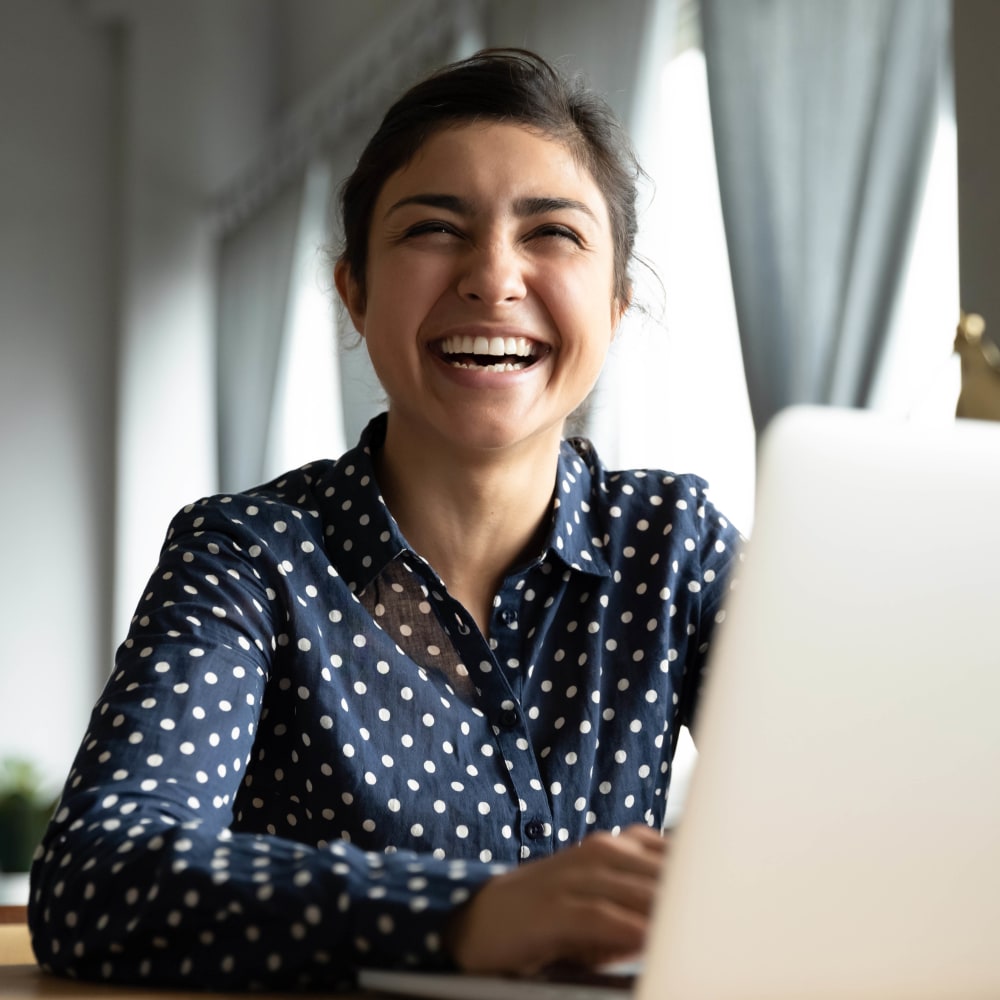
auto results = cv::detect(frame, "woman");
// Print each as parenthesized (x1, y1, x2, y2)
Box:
(29, 49, 741, 991)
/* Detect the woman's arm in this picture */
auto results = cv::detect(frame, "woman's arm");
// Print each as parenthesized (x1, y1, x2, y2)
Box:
(28, 502, 503, 991)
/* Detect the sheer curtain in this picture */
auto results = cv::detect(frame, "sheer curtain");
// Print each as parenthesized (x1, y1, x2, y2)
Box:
(264, 160, 346, 477)
(216, 180, 303, 492)
(701, 0, 951, 432)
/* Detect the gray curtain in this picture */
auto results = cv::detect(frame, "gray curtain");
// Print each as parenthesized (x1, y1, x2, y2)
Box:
(701, 0, 950, 431)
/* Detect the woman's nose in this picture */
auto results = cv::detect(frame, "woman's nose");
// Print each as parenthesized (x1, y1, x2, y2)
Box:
(456, 242, 527, 305)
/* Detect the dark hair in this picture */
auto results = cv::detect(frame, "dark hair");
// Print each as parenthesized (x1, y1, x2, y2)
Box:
(337, 48, 642, 306)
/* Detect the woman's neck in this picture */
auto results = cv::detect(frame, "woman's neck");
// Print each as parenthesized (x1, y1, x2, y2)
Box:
(374, 417, 562, 635)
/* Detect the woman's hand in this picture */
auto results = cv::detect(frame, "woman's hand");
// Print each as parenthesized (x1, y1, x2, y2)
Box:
(446, 824, 668, 976)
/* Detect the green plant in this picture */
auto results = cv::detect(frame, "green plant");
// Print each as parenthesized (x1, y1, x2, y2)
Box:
(0, 757, 56, 873)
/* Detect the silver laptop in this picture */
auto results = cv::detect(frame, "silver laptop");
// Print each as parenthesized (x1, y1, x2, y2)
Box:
(361, 406, 1000, 1000)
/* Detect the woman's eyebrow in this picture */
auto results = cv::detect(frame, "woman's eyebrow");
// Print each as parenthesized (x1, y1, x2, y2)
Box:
(383, 193, 597, 222)
(513, 196, 597, 221)
(384, 193, 468, 218)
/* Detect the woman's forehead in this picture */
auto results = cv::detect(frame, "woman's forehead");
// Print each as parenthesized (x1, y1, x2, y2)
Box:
(376, 122, 611, 222)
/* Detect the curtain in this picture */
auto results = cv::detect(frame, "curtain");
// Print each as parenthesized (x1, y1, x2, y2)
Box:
(701, 0, 950, 432)
(581, 0, 681, 458)
(522, 0, 703, 466)
(216, 180, 303, 491)
(263, 160, 347, 478)
(579, 1, 759, 528)
(325, 132, 388, 452)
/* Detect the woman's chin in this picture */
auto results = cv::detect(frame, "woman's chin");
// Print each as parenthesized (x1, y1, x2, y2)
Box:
(389, 403, 565, 460)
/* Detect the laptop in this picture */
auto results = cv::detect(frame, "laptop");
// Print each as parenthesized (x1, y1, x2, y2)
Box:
(360, 406, 1000, 1000)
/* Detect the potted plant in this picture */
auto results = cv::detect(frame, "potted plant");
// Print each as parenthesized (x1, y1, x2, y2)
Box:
(0, 757, 55, 874)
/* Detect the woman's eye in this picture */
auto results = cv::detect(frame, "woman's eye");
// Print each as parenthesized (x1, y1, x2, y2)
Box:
(531, 224, 584, 245)
(404, 221, 459, 238)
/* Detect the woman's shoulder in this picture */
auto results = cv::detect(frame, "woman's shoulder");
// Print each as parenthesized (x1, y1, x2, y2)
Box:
(177, 460, 336, 517)
(559, 435, 741, 557)
(161, 459, 348, 553)
(176, 417, 387, 534)
(562, 435, 714, 508)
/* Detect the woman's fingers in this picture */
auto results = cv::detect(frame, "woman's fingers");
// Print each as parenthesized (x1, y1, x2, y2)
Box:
(580, 825, 668, 873)
(446, 825, 669, 976)
(557, 831, 663, 913)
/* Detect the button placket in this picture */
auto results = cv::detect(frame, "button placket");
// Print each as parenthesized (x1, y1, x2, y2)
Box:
(487, 582, 555, 858)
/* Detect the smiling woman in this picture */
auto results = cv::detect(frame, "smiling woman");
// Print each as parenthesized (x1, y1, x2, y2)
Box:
(337, 123, 621, 535)
(28, 49, 743, 992)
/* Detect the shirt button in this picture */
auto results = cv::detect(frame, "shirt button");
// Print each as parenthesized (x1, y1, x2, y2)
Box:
(500, 608, 517, 626)
(525, 820, 545, 840)
(498, 709, 519, 729)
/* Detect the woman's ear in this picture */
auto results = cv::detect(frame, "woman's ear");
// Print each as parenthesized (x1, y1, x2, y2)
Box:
(334, 260, 367, 335)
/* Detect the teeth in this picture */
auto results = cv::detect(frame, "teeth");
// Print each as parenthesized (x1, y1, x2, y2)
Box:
(439, 335, 537, 358)
(448, 360, 528, 372)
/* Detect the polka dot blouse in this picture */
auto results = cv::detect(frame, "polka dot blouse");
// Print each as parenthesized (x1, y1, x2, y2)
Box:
(29, 413, 742, 991)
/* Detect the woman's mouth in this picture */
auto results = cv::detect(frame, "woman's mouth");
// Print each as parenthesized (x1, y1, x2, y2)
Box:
(435, 334, 545, 372)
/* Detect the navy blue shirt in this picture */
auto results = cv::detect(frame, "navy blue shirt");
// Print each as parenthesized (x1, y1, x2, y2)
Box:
(29, 414, 742, 991)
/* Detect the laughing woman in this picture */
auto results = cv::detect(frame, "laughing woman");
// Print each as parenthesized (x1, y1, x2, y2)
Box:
(29, 49, 741, 991)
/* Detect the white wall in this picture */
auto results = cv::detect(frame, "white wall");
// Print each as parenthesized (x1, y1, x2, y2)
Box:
(0, 0, 280, 790)
(0, 1, 117, 788)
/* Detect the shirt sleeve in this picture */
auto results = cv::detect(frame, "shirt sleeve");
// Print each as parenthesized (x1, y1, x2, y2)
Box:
(677, 485, 745, 733)
(27, 499, 504, 992)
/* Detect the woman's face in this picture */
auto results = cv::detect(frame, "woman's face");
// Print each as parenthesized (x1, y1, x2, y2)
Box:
(337, 122, 623, 459)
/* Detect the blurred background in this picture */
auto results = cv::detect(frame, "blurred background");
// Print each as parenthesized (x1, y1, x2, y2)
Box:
(2, 0, 993, 894)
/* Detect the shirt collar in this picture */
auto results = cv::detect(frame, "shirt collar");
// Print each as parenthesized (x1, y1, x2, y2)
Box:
(316, 414, 613, 593)
(313, 413, 407, 595)
(546, 437, 613, 579)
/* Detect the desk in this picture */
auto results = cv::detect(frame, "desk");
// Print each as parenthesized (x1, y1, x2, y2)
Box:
(0, 925, 378, 999)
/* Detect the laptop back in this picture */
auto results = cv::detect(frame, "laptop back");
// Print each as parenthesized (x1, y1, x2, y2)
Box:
(638, 406, 1000, 1000)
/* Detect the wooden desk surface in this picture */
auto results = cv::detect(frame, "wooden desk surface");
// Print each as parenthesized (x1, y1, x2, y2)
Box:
(0, 925, 378, 998)
(0, 925, 33, 965)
